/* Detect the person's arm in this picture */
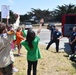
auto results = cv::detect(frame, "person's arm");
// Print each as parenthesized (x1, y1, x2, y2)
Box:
(6, 17, 9, 28)
(58, 32, 63, 40)
(14, 14, 20, 24)
(6, 14, 19, 34)
(37, 18, 44, 36)
(13, 14, 20, 30)
(70, 36, 76, 44)
(58, 35, 63, 40)
(5, 16, 9, 31)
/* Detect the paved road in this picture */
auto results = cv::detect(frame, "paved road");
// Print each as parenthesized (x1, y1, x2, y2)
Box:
(34, 29, 71, 54)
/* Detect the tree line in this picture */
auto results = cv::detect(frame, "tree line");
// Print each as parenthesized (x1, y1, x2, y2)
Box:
(0, 4, 76, 24)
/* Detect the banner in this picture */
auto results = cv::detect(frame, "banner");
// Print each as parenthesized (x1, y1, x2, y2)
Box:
(1, 5, 10, 19)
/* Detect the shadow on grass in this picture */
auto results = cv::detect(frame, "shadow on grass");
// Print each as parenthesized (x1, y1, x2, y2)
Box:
(63, 54, 69, 57)
(14, 53, 25, 57)
(14, 54, 20, 57)
(63, 42, 76, 70)
(71, 62, 76, 69)
(64, 43, 72, 55)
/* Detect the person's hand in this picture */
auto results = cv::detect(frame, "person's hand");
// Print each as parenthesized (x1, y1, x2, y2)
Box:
(17, 14, 20, 18)
(40, 18, 44, 24)
(57, 38, 59, 40)
(14, 13, 20, 19)
(69, 42, 72, 44)
(6, 15, 9, 19)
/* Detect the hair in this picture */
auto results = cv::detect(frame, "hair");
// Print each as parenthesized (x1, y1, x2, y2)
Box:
(17, 27, 21, 31)
(73, 27, 76, 32)
(0, 22, 6, 34)
(26, 29, 36, 49)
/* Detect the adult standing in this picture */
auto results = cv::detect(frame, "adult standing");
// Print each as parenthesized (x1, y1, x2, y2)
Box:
(0, 23, 14, 75)
(0, 14, 20, 75)
(69, 27, 76, 55)
(46, 27, 63, 52)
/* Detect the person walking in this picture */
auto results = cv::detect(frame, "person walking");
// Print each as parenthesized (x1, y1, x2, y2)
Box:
(46, 27, 63, 52)
(21, 18, 44, 75)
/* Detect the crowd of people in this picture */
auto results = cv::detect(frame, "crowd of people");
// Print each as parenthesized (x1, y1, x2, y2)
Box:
(0, 14, 76, 75)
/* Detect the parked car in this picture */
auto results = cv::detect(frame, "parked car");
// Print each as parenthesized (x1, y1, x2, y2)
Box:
(25, 22, 32, 30)
(47, 23, 55, 30)
(20, 22, 32, 30)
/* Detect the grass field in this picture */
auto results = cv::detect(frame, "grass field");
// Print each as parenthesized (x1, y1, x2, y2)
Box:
(13, 44, 76, 75)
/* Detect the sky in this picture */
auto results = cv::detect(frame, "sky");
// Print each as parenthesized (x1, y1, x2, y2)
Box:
(0, 0, 76, 15)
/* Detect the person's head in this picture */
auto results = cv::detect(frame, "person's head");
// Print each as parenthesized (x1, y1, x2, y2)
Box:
(26, 29, 36, 49)
(50, 24, 55, 29)
(17, 27, 21, 31)
(73, 27, 76, 32)
(21, 25, 25, 30)
(0, 22, 6, 34)
(52, 25, 55, 29)
(55, 27, 58, 31)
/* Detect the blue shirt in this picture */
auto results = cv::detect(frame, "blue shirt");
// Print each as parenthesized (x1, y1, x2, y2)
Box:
(53, 30, 62, 40)
(70, 32, 76, 42)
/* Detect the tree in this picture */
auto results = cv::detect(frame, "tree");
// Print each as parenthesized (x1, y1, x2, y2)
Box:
(9, 10, 16, 24)
(0, 10, 16, 24)
(27, 8, 52, 22)
(53, 4, 76, 22)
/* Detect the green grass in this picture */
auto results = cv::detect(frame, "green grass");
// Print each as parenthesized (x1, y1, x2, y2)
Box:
(13, 45, 76, 75)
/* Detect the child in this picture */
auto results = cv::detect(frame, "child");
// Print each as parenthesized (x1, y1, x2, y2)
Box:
(21, 18, 44, 75)
(22, 26, 27, 38)
(15, 27, 25, 56)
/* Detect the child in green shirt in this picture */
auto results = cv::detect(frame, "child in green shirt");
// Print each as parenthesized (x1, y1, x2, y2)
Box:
(21, 18, 44, 75)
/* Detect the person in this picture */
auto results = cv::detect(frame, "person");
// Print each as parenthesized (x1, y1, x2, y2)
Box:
(15, 27, 25, 56)
(22, 26, 27, 37)
(49, 24, 55, 40)
(46, 27, 63, 52)
(0, 71, 3, 75)
(11, 34, 17, 51)
(0, 22, 14, 75)
(21, 18, 44, 75)
(0, 14, 20, 75)
(69, 27, 76, 56)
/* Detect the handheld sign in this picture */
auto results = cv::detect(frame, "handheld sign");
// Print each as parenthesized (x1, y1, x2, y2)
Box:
(1, 5, 9, 19)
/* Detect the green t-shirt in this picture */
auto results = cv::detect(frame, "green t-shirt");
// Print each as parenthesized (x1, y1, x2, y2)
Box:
(22, 30, 27, 37)
(21, 36, 41, 61)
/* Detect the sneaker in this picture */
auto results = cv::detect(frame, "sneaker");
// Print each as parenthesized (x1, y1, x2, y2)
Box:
(12, 67, 19, 73)
(14, 47, 18, 51)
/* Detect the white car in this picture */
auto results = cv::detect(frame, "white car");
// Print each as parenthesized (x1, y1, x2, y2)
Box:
(25, 22, 32, 30)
